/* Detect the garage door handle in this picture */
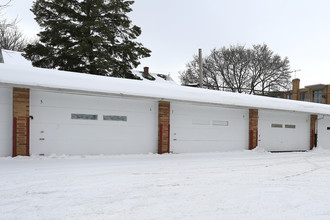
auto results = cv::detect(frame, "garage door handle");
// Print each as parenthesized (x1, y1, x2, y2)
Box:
(39, 138, 45, 141)
(173, 139, 177, 141)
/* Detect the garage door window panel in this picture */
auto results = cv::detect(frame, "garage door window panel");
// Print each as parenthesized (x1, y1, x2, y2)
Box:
(271, 124, 283, 128)
(212, 120, 229, 126)
(285, 124, 296, 129)
(103, 115, 127, 122)
(71, 113, 98, 120)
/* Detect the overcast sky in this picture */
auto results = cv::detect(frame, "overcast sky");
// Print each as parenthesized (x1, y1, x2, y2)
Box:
(3, 0, 330, 86)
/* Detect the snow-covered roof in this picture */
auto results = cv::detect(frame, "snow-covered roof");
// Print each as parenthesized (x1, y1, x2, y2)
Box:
(1, 50, 330, 115)
(1, 49, 33, 67)
(0, 49, 176, 84)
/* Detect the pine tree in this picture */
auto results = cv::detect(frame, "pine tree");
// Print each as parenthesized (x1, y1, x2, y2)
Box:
(23, 0, 151, 79)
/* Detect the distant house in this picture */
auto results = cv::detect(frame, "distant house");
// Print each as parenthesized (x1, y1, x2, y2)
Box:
(280, 78, 330, 104)
(1, 49, 330, 157)
(267, 78, 330, 104)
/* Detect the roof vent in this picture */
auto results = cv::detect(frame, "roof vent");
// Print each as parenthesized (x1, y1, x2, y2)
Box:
(142, 66, 155, 81)
(144, 66, 149, 74)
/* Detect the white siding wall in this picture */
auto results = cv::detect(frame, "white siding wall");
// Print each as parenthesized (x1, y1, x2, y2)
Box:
(170, 102, 249, 153)
(258, 110, 310, 151)
(30, 90, 158, 155)
(0, 86, 12, 157)
(317, 115, 330, 149)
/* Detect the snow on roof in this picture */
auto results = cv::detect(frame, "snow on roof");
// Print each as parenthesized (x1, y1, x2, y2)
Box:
(0, 49, 176, 84)
(1, 49, 33, 67)
(134, 70, 176, 84)
(1, 64, 330, 115)
(1, 50, 330, 115)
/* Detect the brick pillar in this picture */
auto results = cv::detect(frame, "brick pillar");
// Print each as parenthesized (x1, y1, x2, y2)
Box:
(292, 78, 300, 100)
(249, 109, 258, 150)
(310, 114, 317, 150)
(326, 85, 330, 104)
(13, 88, 30, 156)
(158, 101, 170, 154)
(307, 88, 313, 102)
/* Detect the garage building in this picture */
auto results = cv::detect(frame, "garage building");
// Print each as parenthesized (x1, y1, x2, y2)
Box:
(1, 51, 330, 156)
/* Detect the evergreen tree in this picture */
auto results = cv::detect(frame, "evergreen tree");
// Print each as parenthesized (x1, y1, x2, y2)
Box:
(23, 0, 151, 79)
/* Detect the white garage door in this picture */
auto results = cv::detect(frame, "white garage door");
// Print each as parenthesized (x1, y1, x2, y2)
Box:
(170, 102, 249, 153)
(30, 90, 158, 155)
(317, 115, 330, 149)
(258, 110, 310, 151)
(0, 86, 12, 157)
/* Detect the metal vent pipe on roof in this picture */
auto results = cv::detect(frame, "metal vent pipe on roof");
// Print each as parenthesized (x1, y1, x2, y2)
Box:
(0, 50, 4, 63)
(199, 48, 202, 88)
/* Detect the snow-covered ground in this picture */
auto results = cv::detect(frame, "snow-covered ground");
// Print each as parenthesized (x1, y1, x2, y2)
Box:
(1, 149, 330, 220)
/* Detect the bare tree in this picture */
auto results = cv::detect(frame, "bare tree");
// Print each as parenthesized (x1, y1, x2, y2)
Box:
(205, 45, 252, 93)
(0, 1, 11, 9)
(249, 44, 290, 94)
(0, 0, 13, 26)
(0, 0, 29, 51)
(179, 58, 200, 86)
(0, 19, 29, 51)
(179, 55, 220, 90)
(180, 44, 291, 95)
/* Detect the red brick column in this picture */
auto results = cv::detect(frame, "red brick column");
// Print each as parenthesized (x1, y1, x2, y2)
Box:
(325, 85, 330, 104)
(310, 114, 317, 150)
(249, 109, 258, 150)
(158, 101, 170, 154)
(13, 88, 30, 156)
(292, 78, 300, 100)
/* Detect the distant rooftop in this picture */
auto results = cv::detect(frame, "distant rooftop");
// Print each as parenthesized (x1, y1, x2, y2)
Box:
(305, 84, 326, 90)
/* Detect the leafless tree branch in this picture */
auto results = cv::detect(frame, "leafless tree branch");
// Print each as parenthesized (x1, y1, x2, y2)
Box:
(180, 44, 291, 94)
